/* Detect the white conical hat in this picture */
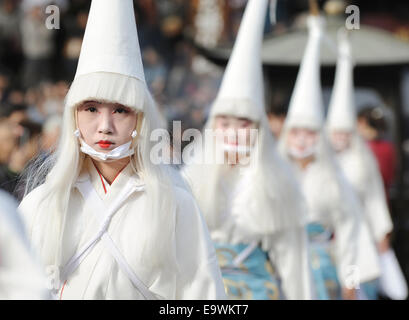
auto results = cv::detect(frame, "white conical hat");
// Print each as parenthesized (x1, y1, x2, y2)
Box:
(286, 15, 325, 130)
(210, 0, 268, 122)
(327, 31, 356, 131)
(66, 0, 146, 110)
(75, 0, 144, 81)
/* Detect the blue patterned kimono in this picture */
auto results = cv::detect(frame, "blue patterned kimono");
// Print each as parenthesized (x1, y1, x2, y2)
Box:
(307, 223, 342, 300)
(214, 243, 284, 300)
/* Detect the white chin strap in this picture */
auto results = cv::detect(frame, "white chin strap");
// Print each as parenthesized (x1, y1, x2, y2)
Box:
(331, 140, 349, 153)
(222, 143, 250, 154)
(74, 129, 137, 162)
(288, 145, 317, 160)
(79, 139, 135, 162)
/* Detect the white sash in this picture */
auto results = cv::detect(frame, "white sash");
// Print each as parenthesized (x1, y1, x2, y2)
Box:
(60, 177, 158, 300)
(378, 249, 408, 300)
(221, 241, 259, 275)
(231, 241, 259, 268)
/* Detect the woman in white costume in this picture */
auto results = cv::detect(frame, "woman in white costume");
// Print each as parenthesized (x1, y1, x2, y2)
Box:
(326, 31, 407, 300)
(0, 190, 49, 299)
(17, 0, 226, 300)
(278, 14, 361, 300)
(183, 0, 312, 300)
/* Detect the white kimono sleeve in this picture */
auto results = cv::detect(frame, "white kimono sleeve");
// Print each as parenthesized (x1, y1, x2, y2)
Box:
(330, 180, 361, 289)
(174, 187, 227, 300)
(363, 169, 393, 243)
(0, 191, 49, 299)
(264, 226, 313, 300)
(354, 212, 382, 283)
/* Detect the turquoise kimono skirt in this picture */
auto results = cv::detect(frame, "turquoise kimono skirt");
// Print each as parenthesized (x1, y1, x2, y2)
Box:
(359, 279, 379, 300)
(214, 242, 284, 300)
(307, 223, 342, 300)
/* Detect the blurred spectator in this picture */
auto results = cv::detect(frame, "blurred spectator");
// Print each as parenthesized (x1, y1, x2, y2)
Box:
(22, 81, 67, 125)
(156, 0, 185, 39)
(6, 103, 28, 132)
(0, 68, 10, 101)
(9, 119, 42, 175)
(6, 88, 26, 106)
(0, 101, 27, 137)
(8, 118, 43, 200)
(41, 113, 61, 152)
(0, 107, 20, 195)
(223, 0, 248, 44)
(20, 3, 56, 88)
(193, 0, 224, 47)
(61, 8, 87, 80)
(24, 85, 46, 124)
(143, 46, 168, 97)
(266, 94, 290, 139)
(358, 105, 398, 201)
(0, 0, 23, 74)
(40, 81, 65, 116)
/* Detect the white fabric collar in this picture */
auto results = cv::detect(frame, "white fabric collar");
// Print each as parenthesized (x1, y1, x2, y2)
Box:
(76, 157, 145, 202)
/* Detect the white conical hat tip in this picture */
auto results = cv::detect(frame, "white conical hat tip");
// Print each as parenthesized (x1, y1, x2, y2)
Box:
(286, 15, 325, 130)
(210, 0, 268, 122)
(327, 30, 357, 131)
(75, 0, 145, 82)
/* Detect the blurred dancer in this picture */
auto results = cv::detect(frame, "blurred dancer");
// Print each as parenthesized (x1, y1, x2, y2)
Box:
(278, 14, 360, 300)
(326, 32, 407, 300)
(183, 0, 312, 300)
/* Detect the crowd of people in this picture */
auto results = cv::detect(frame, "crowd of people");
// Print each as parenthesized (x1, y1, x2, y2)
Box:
(0, 0, 236, 200)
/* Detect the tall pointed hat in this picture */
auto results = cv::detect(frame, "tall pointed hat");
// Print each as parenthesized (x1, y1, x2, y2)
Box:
(66, 0, 146, 111)
(327, 31, 356, 131)
(209, 0, 268, 122)
(285, 15, 325, 130)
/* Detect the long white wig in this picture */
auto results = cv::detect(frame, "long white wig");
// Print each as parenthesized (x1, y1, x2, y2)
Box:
(22, 72, 186, 271)
(278, 122, 362, 275)
(325, 127, 393, 242)
(278, 122, 352, 224)
(183, 110, 306, 236)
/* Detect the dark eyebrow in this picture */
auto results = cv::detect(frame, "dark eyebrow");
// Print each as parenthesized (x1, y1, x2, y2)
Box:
(82, 100, 101, 107)
(237, 117, 251, 122)
(113, 103, 130, 109)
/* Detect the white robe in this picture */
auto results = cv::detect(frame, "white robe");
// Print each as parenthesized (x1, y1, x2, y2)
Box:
(0, 191, 49, 299)
(335, 147, 393, 283)
(337, 148, 393, 243)
(18, 158, 226, 300)
(186, 165, 313, 300)
(295, 160, 361, 288)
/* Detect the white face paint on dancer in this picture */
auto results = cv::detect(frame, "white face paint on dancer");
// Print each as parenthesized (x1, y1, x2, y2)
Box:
(286, 127, 319, 160)
(213, 115, 258, 155)
(330, 130, 352, 153)
(76, 100, 138, 162)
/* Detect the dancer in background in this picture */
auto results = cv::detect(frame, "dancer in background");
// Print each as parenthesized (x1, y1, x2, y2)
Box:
(183, 0, 312, 300)
(278, 13, 360, 300)
(326, 31, 407, 300)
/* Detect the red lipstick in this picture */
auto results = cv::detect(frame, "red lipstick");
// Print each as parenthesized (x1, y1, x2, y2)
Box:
(98, 140, 113, 149)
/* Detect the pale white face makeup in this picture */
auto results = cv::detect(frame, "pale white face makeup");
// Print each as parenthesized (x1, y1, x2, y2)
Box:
(330, 130, 352, 153)
(77, 100, 138, 154)
(213, 115, 258, 153)
(286, 127, 319, 160)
